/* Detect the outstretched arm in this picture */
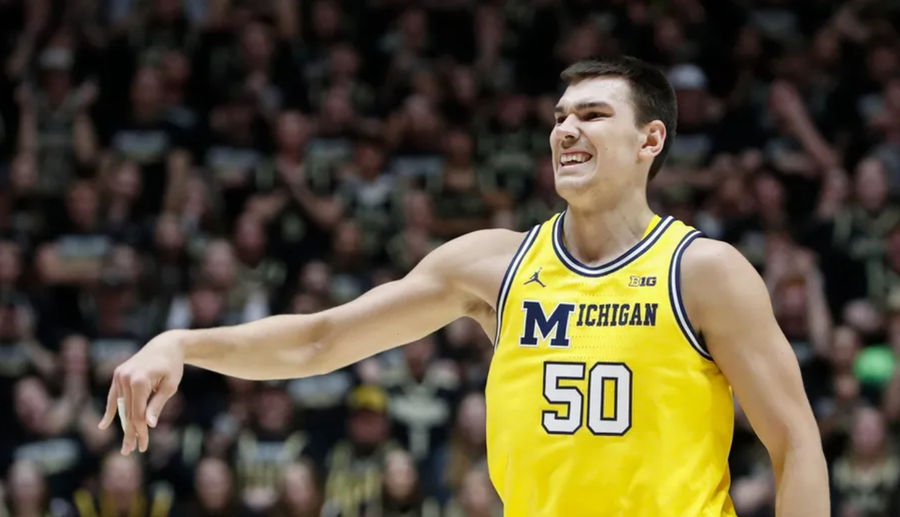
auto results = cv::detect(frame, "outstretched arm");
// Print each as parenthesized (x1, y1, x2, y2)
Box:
(682, 239, 829, 517)
(99, 229, 520, 454)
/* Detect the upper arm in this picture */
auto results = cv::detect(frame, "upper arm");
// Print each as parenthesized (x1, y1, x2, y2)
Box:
(682, 239, 821, 461)
(315, 229, 521, 371)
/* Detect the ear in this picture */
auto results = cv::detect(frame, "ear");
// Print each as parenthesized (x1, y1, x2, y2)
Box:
(638, 120, 666, 162)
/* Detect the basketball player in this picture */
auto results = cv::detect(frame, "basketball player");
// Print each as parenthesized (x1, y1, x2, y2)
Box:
(100, 57, 828, 516)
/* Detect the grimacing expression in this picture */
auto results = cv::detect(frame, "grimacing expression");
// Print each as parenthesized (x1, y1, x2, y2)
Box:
(550, 77, 665, 199)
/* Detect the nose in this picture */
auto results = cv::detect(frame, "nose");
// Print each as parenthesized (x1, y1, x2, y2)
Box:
(554, 114, 579, 143)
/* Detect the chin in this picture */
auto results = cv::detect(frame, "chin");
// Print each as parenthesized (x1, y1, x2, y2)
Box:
(553, 173, 592, 201)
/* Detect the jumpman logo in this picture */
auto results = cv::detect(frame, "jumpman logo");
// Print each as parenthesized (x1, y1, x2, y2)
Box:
(524, 267, 546, 288)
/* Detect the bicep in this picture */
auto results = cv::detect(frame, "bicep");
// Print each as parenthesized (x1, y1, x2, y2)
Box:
(316, 251, 472, 370)
(687, 242, 820, 458)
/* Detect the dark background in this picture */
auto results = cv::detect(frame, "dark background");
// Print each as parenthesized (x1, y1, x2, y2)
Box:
(1, 0, 899, 515)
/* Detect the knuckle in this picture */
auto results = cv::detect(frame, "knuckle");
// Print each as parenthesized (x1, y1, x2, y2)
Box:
(131, 376, 149, 389)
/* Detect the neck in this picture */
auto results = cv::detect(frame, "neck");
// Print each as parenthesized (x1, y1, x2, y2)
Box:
(562, 192, 655, 265)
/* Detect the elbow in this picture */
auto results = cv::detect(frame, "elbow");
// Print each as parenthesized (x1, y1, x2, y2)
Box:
(289, 313, 337, 377)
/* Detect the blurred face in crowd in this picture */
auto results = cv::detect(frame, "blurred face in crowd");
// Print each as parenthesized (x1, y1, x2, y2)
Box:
(444, 130, 473, 166)
(233, 214, 266, 264)
(833, 373, 860, 405)
(106, 245, 141, 283)
(404, 336, 435, 379)
(299, 261, 331, 296)
(457, 393, 487, 447)
(60, 334, 90, 377)
(854, 157, 888, 213)
(329, 43, 359, 81)
(349, 407, 389, 449)
(383, 450, 418, 502)
(14, 377, 50, 433)
(459, 467, 497, 516)
(320, 87, 355, 129)
(202, 241, 237, 289)
(399, 8, 427, 49)
(131, 67, 164, 116)
(866, 44, 898, 84)
(189, 286, 225, 327)
(280, 462, 320, 512)
(312, 0, 342, 41)
(101, 454, 142, 498)
(255, 387, 293, 433)
(0, 303, 18, 339)
(7, 460, 45, 510)
(753, 173, 785, 211)
(66, 181, 99, 230)
(241, 22, 273, 66)
(195, 458, 233, 511)
(830, 326, 861, 372)
(0, 241, 22, 285)
(551, 77, 664, 206)
(332, 220, 362, 260)
(449, 66, 478, 107)
(161, 50, 191, 94)
(154, 0, 181, 21)
(354, 140, 385, 179)
(291, 292, 324, 314)
(10, 153, 37, 194)
(154, 215, 186, 256)
(276, 111, 312, 153)
(850, 407, 887, 460)
(109, 161, 142, 203)
(774, 278, 807, 323)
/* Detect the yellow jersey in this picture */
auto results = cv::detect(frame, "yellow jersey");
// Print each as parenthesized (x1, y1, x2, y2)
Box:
(486, 212, 737, 517)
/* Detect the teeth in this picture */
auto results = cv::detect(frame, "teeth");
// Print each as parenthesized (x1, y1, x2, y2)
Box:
(560, 153, 591, 165)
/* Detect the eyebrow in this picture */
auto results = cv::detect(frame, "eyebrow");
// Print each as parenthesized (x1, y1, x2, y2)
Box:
(553, 101, 614, 114)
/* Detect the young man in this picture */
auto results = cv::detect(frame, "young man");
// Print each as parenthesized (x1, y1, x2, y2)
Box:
(100, 57, 829, 516)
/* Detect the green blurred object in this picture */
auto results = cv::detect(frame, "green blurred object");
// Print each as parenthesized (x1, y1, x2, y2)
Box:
(854, 345, 896, 386)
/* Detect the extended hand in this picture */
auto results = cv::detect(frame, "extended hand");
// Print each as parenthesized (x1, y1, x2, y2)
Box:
(98, 330, 186, 454)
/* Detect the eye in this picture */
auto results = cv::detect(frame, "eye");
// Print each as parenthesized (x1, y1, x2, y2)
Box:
(584, 112, 607, 120)
(554, 116, 566, 125)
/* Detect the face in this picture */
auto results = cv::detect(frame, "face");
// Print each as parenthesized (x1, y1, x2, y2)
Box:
(384, 450, 418, 501)
(550, 77, 663, 206)
(457, 393, 487, 445)
(281, 463, 319, 510)
(850, 407, 886, 458)
(195, 458, 232, 510)
(0, 241, 22, 284)
(101, 455, 142, 496)
(8, 461, 45, 506)
(854, 158, 888, 212)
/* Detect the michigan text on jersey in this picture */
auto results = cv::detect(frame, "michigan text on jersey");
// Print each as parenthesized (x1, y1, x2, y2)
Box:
(520, 300, 658, 348)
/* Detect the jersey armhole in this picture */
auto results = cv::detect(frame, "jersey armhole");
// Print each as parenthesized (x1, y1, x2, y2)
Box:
(493, 224, 541, 348)
(668, 230, 713, 361)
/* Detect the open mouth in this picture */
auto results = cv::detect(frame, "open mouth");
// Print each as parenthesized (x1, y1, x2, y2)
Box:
(559, 152, 593, 168)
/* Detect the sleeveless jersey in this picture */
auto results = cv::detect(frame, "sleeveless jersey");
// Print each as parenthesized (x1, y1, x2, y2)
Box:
(486, 212, 737, 517)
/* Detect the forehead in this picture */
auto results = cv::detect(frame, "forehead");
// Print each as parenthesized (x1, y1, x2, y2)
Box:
(555, 76, 635, 112)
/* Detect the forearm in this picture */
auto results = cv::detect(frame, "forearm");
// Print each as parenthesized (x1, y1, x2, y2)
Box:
(773, 439, 830, 517)
(179, 314, 330, 380)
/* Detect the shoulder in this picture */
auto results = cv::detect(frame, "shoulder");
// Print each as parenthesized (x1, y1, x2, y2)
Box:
(417, 228, 530, 274)
(680, 237, 754, 280)
(679, 237, 771, 325)
(412, 228, 532, 316)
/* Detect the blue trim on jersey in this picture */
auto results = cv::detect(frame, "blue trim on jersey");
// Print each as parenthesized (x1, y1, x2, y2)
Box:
(551, 212, 674, 277)
(494, 225, 541, 348)
(668, 230, 712, 360)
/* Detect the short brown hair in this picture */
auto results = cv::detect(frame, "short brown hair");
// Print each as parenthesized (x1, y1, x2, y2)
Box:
(561, 56, 677, 181)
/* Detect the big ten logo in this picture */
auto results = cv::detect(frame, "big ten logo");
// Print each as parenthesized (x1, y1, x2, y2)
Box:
(628, 275, 657, 287)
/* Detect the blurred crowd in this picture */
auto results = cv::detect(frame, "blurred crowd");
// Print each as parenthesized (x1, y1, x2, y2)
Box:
(0, 0, 900, 515)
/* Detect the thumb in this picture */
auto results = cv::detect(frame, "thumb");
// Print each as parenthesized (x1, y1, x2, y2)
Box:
(145, 380, 178, 428)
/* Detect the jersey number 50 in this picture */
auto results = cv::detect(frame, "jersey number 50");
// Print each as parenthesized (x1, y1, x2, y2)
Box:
(542, 361, 632, 435)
